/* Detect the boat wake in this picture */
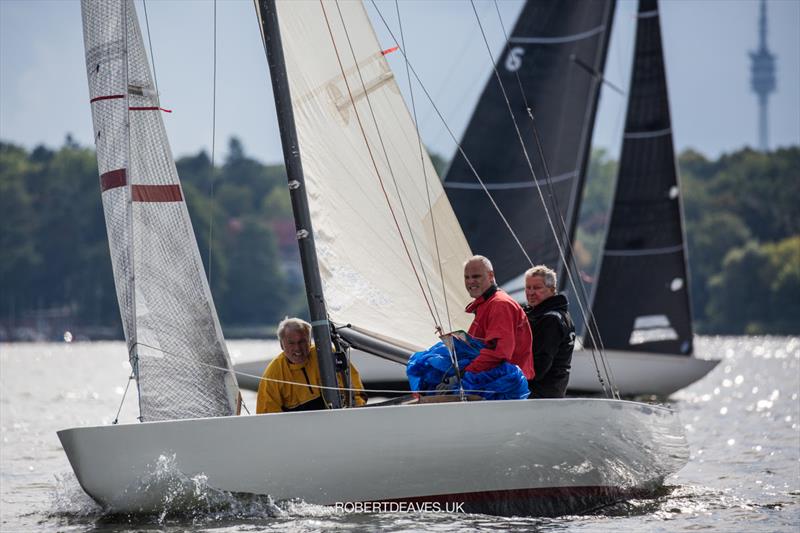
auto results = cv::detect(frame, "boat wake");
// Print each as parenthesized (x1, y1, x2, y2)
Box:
(49, 457, 344, 526)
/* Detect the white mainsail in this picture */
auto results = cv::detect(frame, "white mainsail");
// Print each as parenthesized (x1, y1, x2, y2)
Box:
(80, 0, 238, 421)
(275, 0, 473, 350)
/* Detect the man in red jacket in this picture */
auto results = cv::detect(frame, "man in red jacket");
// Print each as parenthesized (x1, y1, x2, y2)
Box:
(462, 255, 534, 380)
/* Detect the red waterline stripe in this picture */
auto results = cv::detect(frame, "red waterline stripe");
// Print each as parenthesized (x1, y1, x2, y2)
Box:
(129, 106, 172, 113)
(132, 185, 182, 202)
(381, 45, 399, 56)
(378, 484, 645, 505)
(100, 169, 127, 192)
(90, 94, 125, 103)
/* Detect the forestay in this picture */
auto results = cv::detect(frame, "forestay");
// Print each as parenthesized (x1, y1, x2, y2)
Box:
(80, 0, 239, 420)
(443, 0, 616, 298)
(275, 1, 472, 350)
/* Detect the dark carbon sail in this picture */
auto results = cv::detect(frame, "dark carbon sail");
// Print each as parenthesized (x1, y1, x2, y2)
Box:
(586, 0, 693, 355)
(443, 0, 616, 295)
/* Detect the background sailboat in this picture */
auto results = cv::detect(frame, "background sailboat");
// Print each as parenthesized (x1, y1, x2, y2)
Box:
(585, 0, 694, 356)
(442, 0, 717, 396)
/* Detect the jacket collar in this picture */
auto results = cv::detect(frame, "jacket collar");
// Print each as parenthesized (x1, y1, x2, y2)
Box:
(466, 284, 499, 313)
(524, 293, 568, 317)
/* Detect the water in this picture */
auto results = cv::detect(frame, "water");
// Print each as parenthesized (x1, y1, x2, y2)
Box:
(1, 337, 798, 532)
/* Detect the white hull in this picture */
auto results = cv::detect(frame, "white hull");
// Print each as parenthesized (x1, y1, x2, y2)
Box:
(570, 349, 719, 396)
(235, 349, 719, 397)
(58, 399, 688, 516)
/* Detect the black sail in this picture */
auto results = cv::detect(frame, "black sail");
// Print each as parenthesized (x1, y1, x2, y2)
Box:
(586, 0, 693, 356)
(443, 0, 616, 294)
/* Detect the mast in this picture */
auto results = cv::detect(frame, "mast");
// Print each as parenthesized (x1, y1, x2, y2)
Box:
(256, 0, 341, 408)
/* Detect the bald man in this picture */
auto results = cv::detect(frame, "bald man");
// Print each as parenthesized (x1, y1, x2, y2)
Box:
(462, 255, 534, 380)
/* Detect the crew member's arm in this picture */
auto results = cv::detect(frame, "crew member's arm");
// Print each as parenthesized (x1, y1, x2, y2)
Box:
(464, 303, 517, 373)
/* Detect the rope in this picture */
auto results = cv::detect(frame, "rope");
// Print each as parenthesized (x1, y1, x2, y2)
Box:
(207, 0, 218, 286)
(318, 0, 441, 332)
(120, 0, 144, 420)
(332, 0, 444, 331)
(141, 0, 160, 99)
(470, 1, 620, 398)
(112, 372, 135, 424)
(368, 1, 533, 268)
(393, 0, 452, 334)
(132, 341, 495, 397)
(488, 0, 618, 398)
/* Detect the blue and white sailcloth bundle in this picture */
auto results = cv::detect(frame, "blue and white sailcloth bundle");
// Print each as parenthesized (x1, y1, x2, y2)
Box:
(406, 333, 529, 400)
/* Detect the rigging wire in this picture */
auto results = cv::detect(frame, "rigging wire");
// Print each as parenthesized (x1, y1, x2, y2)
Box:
(392, 0, 452, 335)
(369, 1, 533, 271)
(112, 372, 136, 424)
(141, 0, 160, 98)
(392, 0, 460, 393)
(122, 0, 144, 419)
(330, 0, 446, 332)
(489, 0, 618, 397)
(207, 0, 219, 286)
(468, 0, 619, 397)
(133, 341, 492, 398)
(318, 0, 442, 332)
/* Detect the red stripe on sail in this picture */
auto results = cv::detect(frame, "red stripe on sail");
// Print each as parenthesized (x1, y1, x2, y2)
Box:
(90, 95, 125, 103)
(381, 46, 399, 56)
(100, 169, 127, 191)
(129, 106, 173, 113)
(132, 185, 183, 202)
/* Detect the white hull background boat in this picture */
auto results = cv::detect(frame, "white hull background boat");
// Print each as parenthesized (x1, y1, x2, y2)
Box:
(60, 0, 690, 516)
(60, 399, 687, 515)
(236, 347, 718, 397)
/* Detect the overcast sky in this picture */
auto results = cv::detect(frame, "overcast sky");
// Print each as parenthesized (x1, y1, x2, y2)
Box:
(1, 0, 798, 165)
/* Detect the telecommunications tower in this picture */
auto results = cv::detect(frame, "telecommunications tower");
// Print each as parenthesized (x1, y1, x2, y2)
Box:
(749, 0, 776, 151)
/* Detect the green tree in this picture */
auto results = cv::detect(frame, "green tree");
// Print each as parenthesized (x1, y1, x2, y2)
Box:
(575, 148, 617, 276)
(706, 237, 800, 334)
(217, 215, 287, 325)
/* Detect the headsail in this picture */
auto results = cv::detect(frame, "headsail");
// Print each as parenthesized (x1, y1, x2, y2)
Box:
(80, 0, 239, 420)
(273, 1, 472, 351)
(443, 0, 616, 298)
(586, 0, 693, 355)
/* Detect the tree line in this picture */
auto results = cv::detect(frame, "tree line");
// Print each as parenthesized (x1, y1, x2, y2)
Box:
(0, 138, 797, 339)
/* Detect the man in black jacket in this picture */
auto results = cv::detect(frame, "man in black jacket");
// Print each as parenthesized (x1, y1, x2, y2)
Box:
(523, 265, 575, 398)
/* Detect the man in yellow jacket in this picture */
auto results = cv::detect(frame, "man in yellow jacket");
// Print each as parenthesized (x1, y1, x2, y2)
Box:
(256, 317, 367, 413)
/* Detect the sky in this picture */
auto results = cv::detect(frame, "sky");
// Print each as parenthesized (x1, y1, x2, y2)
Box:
(1, 0, 798, 166)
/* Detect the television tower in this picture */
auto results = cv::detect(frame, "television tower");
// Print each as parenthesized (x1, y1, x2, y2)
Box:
(749, 0, 776, 151)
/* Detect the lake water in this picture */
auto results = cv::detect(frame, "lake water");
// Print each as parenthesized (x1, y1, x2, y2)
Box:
(1, 336, 798, 532)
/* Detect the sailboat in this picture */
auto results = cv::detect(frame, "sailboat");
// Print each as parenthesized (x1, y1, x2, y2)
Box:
(442, 0, 718, 396)
(59, 0, 688, 516)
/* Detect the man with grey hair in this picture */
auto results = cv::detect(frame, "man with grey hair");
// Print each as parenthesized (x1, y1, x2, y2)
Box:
(462, 255, 534, 379)
(523, 265, 575, 398)
(256, 317, 367, 413)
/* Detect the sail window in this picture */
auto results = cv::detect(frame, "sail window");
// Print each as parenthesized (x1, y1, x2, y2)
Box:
(669, 186, 679, 199)
(670, 278, 684, 291)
